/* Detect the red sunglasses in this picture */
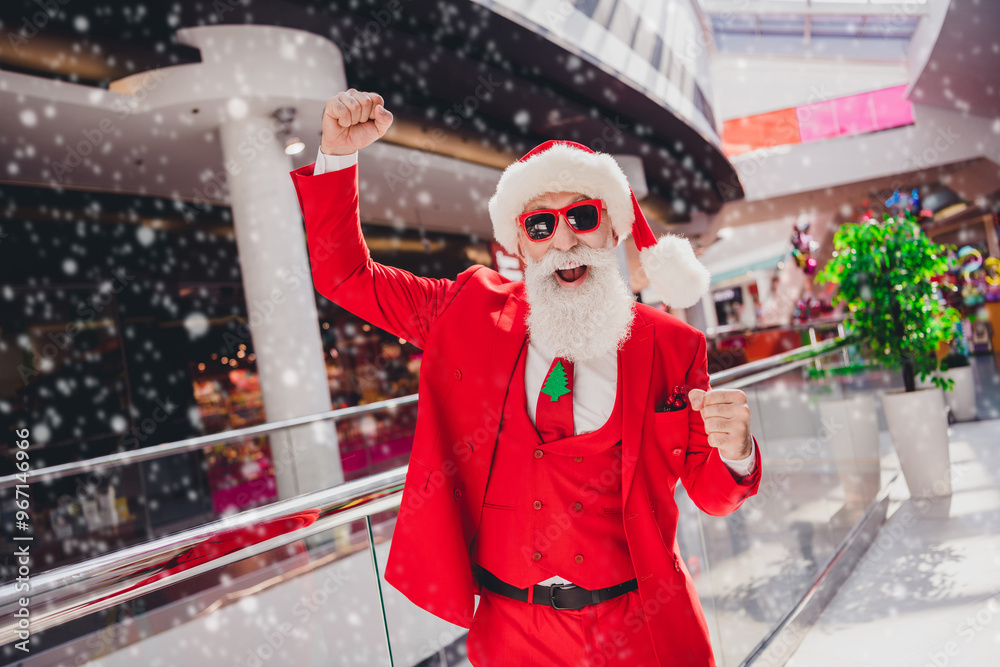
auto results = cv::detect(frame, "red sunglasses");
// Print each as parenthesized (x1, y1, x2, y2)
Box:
(517, 199, 605, 242)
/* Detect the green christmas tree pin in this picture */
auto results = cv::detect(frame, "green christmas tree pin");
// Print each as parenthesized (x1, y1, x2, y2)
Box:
(541, 359, 571, 401)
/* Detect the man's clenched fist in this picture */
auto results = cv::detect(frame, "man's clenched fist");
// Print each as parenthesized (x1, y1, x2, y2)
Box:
(688, 388, 754, 460)
(320, 89, 393, 156)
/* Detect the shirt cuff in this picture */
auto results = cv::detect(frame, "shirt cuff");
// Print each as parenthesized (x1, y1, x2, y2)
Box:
(719, 436, 756, 478)
(313, 148, 358, 175)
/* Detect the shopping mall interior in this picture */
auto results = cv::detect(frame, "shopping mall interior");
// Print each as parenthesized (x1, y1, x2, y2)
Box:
(1, 0, 999, 665)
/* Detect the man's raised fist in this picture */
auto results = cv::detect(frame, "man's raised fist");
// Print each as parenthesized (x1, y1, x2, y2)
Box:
(320, 89, 393, 156)
(688, 387, 754, 461)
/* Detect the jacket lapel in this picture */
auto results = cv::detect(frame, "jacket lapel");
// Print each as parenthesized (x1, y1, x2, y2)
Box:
(481, 286, 529, 463)
(620, 309, 653, 505)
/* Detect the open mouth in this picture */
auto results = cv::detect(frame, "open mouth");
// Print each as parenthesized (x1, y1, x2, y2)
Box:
(555, 265, 588, 283)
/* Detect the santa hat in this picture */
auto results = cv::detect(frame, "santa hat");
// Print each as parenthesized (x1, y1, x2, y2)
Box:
(488, 140, 711, 309)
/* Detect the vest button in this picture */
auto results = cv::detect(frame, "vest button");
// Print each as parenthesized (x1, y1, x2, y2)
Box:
(454, 368, 462, 380)
(532, 551, 542, 561)
(572, 501, 583, 512)
(573, 456, 583, 462)
(534, 449, 544, 459)
(453, 488, 462, 500)
(533, 500, 542, 510)
(672, 448, 683, 456)
(575, 554, 584, 564)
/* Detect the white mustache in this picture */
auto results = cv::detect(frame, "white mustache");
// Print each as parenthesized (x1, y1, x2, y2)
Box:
(537, 244, 617, 276)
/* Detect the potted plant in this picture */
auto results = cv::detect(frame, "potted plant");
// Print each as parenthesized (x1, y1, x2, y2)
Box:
(815, 383, 883, 510)
(940, 346, 977, 422)
(918, 342, 978, 422)
(815, 207, 961, 498)
(808, 354, 884, 509)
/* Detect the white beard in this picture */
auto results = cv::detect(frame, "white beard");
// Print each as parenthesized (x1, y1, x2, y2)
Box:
(522, 241, 637, 363)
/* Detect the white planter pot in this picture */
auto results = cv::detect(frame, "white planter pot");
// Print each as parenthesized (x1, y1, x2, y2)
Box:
(916, 365, 978, 422)
(881, 387, 952, 498)
(943, 366, 977, 422)
(818, 395, 882, 508)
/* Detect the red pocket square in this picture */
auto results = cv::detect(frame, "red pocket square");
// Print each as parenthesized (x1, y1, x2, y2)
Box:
(655, 385, 691, 412)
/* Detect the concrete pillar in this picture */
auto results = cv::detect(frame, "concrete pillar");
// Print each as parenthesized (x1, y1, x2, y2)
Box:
(755, 268, 777, 309)
(701, 292, 720, 331)
(220, 115, 343, 498)
(740, 283, 758, 328)
(111, 24, 349, 498)
(759, 263, 807, 327)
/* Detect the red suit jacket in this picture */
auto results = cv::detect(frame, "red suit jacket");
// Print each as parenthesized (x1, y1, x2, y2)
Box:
(290, 161, 763, 666)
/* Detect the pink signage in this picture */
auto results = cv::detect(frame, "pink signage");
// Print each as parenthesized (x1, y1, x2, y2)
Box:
(724, 84, 914, 155)
(836, 93, 878, 135)
(796, 101, 838, 142)
(871, 85, 915, 130)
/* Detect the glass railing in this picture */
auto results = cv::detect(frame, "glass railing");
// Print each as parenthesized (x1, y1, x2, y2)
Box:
(0, 395, 420, 578)
(1, 334, 924, 666)
(681, 339, 905, 665)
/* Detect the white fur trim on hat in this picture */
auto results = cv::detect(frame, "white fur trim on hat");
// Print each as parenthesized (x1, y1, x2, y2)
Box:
(488, 143, 635, 256)
(639, 234, 712, 309)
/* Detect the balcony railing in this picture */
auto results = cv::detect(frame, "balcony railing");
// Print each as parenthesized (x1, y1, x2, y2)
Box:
(1, 334, 905, 667)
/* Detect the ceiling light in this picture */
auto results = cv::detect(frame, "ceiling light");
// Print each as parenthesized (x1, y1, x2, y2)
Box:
(284, 136, 305, 155)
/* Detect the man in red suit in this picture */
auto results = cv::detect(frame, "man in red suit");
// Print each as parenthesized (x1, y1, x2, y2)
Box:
(290, 90, 763, 666)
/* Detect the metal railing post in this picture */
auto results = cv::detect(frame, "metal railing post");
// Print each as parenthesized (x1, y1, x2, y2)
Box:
(365, 515, 394, 667)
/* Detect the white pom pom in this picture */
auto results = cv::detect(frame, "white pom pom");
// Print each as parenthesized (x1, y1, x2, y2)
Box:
(639, 234, 711, 309)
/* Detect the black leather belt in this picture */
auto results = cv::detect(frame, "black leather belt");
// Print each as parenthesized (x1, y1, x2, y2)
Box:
(476, 566, 638, 611)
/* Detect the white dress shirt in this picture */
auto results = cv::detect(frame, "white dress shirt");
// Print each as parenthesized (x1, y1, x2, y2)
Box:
(313, 147, 757, 586)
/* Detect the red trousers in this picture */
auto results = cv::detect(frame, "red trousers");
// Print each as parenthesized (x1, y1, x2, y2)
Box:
(466, 587, 661, 666)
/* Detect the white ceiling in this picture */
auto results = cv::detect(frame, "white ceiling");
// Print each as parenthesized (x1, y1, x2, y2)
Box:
(0, 64, 502, 240)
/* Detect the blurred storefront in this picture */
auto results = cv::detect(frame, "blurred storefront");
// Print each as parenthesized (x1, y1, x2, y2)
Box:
(0, 180, 491, 571)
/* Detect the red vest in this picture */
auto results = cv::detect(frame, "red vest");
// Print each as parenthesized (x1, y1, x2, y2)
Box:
(471, 338, 635, 590)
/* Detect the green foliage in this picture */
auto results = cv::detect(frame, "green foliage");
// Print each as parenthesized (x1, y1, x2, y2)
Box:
(807, 360, 880, 380)
(814, 211, 962, 392)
